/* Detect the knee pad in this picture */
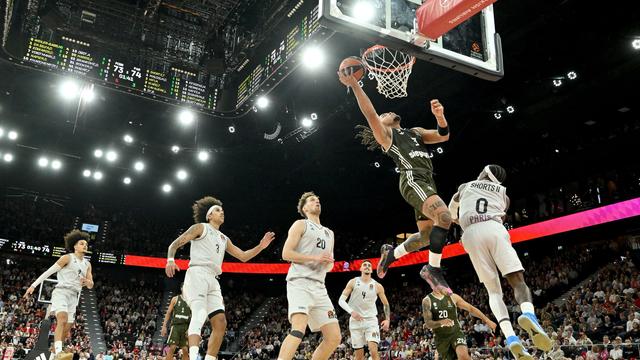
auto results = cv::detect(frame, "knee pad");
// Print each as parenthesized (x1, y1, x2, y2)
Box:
(289, 329, 304, 339)
(188, 301, 208, 336)
(428, 226, 449, 254)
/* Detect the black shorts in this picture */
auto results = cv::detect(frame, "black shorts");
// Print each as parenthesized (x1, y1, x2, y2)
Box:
(399, 170, 438, 221)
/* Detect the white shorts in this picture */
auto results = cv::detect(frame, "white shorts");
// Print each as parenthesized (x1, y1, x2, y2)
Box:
(183, 266, 225, 315)
(287, 278, 338, 332)
(349, 317, 380, 349)
(461, 220, 524, 284)
(50, 287, 80, 323)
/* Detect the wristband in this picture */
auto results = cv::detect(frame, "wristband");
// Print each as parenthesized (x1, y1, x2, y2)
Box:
(437, 125, 449, 136)
(167, 258, 175, 263)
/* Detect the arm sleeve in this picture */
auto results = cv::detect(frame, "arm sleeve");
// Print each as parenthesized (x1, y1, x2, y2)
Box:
(30, 263, 62, 288)
(338, 294, 353, 314)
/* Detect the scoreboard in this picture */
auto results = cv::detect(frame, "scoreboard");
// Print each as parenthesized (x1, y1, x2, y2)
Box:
(22, 38, 220, 112)
(236, 5, 320, 107)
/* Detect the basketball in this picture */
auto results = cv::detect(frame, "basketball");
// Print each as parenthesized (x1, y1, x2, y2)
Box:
(339, 56, 366, 81)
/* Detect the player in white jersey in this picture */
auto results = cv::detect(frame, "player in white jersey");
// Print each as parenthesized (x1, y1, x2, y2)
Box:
(24, 230, 94, 360)
(277, 192, 341, 360)
(338, 260, 390, 360)
(448, 165, 551, 360)
(165, 196, 275, 360)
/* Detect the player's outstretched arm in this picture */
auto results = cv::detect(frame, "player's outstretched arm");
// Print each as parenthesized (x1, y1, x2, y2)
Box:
(282, 220, 331, 264)
(166, 224, 204, 277)
(451, 293, 497, 333)
(24, 254, 70, 298)
(338, 72, 392, 150)
(161, 296, 177, 337)
(377, 283, 391, 331)
(412, 99, 449, 144)
(226, 232, 275, 262)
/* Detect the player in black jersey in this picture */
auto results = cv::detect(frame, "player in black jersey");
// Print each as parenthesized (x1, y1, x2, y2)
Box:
(338, 71, 453, 294)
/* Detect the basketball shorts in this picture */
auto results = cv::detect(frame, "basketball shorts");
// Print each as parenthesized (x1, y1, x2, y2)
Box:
(167, 323, 189, 348)
(435, 330, 467, 360)
(287, 278, 338, 332)
(461, 220, 524, 284)
(399, 170, 438, 221)
(349, 317, 380, 349)
(50, 287, 80, 323)
(183, 266, 225, 315)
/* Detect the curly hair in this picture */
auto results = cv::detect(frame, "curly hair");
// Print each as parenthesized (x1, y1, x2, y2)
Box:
(64, 230, 90, 252)
(192, 196, 223, 223)
(297, 191, 318, 218)
(354, 125, 382, 151)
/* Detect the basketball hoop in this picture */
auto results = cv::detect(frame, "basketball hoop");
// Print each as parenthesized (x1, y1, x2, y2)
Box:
(362, 45, 416, 99)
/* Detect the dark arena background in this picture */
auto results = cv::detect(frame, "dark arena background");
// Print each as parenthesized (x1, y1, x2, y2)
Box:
(1, 0, 639, 359)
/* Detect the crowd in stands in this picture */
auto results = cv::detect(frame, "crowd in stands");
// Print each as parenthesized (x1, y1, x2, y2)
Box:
(0, 258, 90, 360)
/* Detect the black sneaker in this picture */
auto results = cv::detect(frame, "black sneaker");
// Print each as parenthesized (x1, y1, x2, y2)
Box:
(419, 264, 453, 295)
(376, 244, 396, 279)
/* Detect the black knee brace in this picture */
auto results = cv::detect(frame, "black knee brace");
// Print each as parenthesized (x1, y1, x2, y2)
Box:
(289, 329, 304, 339)
(429, 226, 449, 254)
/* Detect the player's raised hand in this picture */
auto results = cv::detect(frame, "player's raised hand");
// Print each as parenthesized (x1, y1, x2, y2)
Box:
(165, 260, 180, 278)
(337, 70, 359, 88)
(430, 99, 444, 118)
(381, 319, 390, 331)
(23, 286, 35, 299)
(259, 232, 276, 249)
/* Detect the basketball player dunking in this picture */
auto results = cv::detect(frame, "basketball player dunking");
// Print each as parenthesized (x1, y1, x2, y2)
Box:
(277, 192, 341, 360)
(338, 260, 390, 360)
(448, 165, 551, 359)
(338, 71, 453, 294)
(165, 196, 275, 360)
(24, 230, 94, 360)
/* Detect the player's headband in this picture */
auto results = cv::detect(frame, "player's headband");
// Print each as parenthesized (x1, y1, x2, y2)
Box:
(206, 205, 222, 219)
(480, 165, 501, 184)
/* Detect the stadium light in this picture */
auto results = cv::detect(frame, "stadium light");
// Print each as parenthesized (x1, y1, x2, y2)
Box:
(310, 113, 318, 120)
(198, 150, 209, 162)
(83, 169, 92, 177)
(162, 183, 172, 193)
(93, 171, 103, 180)
(302, 46, 325, 70)
(632, 39, 640, 50)
(3, 153, 13, 162)
(176, 169, 188, 181)
(7, 130, 17, 141)
(353, 1, 376, 22)
(94, 149, 103, 158)
(228, 126, 236, 133)
(51, 159, 62, 170)
(493, 112, 502, 120)
(506, 105, 515, 114)
(178, 110, 195, 126)
(256, 96, 269, 109)
(553, 79, 563, 87)
(171, 145, 180, 154)
(374, 161, 380, 168)
(0, 128, 4, 138)
(301, 118, 313, 128)
(567, 71, 577, 80)
(134, 161, 145, 172)
(105, 150, 118, 162)
(59, 80, 80, 100)
(38, 157, 49, 168)
(123, 177, 132, 185)
(123, 134, 134, 143)
(81, 85, 96, 102)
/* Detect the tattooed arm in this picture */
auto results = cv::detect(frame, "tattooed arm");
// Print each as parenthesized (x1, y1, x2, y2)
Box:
(165, 224, 204, 277)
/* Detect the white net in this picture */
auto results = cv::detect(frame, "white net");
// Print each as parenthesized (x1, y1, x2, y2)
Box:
(362, 45, 416, 99)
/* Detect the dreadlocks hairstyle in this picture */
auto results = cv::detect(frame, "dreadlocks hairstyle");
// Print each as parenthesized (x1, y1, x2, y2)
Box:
(64, 230, 90, 253)
(297, 191, 318, 218)
(354, 125, 382, 151)
(192, 196, 223, 224)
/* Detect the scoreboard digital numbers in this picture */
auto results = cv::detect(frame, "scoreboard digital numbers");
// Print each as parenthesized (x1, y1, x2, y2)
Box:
(21, 37, 220, 112)
(236, 5, 321, 107)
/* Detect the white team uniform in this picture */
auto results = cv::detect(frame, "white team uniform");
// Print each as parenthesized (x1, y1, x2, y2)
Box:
(286, 219, 338, 332)
(455, 180, 524, 283)
(183, 223, 227, 315)
(347, 277, 381, 349)
(50, 254, 90, 322)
